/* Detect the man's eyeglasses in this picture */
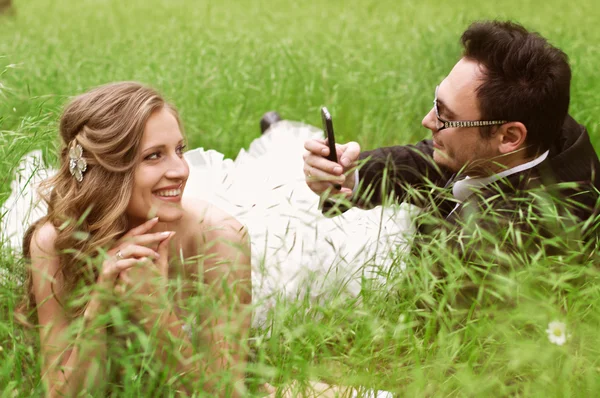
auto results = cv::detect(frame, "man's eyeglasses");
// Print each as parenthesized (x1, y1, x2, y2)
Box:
(433, 85, 507, 131)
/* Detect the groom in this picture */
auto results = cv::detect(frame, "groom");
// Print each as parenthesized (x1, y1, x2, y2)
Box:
(301, 20, 600, 247)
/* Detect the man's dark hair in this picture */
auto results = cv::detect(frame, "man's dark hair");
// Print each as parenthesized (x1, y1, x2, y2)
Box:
(461, 21, 571, 157)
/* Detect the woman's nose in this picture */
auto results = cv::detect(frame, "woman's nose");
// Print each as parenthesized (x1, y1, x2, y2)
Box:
(165, 155, 189, 180)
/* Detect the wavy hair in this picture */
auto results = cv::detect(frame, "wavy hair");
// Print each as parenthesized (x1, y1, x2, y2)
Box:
(19, 81, 180, 322)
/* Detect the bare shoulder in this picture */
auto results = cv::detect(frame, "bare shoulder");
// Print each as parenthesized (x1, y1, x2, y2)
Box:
(28, 222, 63, 301)
(29, 221, 59, 264)
(181, 199, 250, 289)
(181, 197, 248, 244)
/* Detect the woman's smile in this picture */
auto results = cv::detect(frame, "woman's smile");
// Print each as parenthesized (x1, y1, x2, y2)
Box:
(153, 184, 183, 202)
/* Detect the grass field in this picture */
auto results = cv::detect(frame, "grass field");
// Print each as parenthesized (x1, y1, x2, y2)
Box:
(1, 0, 600, 396)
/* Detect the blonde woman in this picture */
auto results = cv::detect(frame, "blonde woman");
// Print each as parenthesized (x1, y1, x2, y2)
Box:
(3, 82, 408, 396)
(15, 82, 252, 396)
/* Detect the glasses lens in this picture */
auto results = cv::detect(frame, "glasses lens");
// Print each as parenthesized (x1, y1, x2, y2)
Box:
(433, 87, 444, 130)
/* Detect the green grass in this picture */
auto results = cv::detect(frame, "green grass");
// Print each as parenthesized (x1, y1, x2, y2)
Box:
(1, 0, 600, 396)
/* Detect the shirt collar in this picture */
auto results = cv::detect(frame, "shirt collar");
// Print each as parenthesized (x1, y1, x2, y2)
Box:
(452, 150, 549, 202)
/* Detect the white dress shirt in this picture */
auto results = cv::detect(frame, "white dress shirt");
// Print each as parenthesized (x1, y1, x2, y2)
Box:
(452, 150, 549, 202)
(352, 150, 550, 214)
(446, 150, 549, 217)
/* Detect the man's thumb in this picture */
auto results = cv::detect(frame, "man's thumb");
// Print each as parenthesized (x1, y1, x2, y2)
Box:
(339, 141, 361, 168)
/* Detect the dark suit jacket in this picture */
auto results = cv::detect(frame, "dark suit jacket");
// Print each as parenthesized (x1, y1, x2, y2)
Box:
(342, 115, 600, 309)
(351, 115, 600, 237)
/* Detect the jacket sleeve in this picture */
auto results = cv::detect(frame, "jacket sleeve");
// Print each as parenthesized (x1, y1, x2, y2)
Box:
(352, 139, 453, 208)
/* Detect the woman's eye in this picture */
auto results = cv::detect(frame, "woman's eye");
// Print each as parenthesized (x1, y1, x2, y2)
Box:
(145, 152, 161, 161)
(177, 145, 187, 155)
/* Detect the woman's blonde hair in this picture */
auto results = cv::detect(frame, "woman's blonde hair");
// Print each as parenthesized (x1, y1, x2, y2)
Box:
(20, 81, 180, 321)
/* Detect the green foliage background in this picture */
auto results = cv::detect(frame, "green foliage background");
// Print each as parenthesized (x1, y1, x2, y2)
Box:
(1, 0, 600, 396)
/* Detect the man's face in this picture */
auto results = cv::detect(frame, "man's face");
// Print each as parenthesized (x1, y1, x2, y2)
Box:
(422, 58, 500, 175)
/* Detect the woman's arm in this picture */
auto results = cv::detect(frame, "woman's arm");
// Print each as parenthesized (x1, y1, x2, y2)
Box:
(200, 217, 252, 397)
(119, 211, 251, 396)
(31, 223, 108, 397)
(32, 219, 163, 396)
(117, 232, 203, 393)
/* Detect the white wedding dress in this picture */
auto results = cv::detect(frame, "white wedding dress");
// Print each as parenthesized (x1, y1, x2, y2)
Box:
(1, 120, 416, 327)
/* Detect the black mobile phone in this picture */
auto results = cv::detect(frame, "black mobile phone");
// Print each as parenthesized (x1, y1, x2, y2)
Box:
(321, 107, 337, 163)
(320, 106, 341, 191)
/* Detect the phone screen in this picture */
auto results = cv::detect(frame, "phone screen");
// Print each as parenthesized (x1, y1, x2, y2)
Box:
(321, 107, 337, 163)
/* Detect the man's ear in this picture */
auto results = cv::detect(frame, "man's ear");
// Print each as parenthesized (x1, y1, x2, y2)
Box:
(497, 122, 527, 155)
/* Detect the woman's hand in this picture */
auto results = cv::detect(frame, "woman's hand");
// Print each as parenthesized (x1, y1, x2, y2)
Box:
(84, 217, 170, 319)
(114, 228, 175, 320)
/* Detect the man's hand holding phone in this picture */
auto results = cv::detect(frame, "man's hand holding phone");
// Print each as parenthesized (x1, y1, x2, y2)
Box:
(302, 107, 361, 199)
(303, 139, 360, 196)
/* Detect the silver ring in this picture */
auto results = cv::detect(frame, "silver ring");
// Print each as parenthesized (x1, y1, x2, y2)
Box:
(116, 250, 124, 260)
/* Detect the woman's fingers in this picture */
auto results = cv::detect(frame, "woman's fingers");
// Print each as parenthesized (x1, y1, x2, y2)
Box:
(117, 244, 160, 261)
(101, 244, 156, 282)
(111, 258, 140, 295)
(120, 217, 159, 239)
(116, 269, 133, 286)
(113, 262, 149, 296)
(100, 257, 145, 284)
(131, 231, 171, 246)
(112, 258, 145, 274)
(112, 218, 161, 254)
(156, 232, 174, 277)
(114, 228, 171, 259)
(118, 232, 171, 251)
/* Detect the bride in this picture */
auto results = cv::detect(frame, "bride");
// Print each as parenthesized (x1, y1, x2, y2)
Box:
(2, 90, 416, 329)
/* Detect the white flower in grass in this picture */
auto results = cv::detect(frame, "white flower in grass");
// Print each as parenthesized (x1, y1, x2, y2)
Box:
(546, 320, 568, 346)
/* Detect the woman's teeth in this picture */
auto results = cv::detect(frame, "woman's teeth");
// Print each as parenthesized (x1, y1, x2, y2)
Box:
(155, 188, 181, 197)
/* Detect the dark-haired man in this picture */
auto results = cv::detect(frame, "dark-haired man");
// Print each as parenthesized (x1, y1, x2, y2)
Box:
(303, 21, 600, 243)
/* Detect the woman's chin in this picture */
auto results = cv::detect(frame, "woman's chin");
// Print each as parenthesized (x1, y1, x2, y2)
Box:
(154, 208, 185, 223)
(139, 203, 185, 223)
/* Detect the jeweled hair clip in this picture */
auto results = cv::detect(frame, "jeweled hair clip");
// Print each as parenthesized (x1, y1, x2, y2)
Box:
(69, 142, 87, 182)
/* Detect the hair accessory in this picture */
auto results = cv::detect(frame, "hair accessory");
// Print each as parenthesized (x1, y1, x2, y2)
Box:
(69, 142, 87, 182)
